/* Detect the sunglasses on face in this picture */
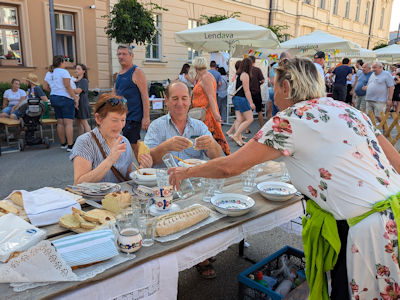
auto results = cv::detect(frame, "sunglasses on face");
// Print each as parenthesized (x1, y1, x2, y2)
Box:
(97, 97, 127, 112)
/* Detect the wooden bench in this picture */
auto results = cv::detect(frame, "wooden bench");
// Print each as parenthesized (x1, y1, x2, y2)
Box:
(40, 118, 57, 142)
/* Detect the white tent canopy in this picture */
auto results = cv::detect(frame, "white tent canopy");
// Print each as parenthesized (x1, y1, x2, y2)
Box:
(174, 18, 280, 54)
(336, 47, 376, 59)
(278, 30, 361, 53)
(374, 44, 400, 61)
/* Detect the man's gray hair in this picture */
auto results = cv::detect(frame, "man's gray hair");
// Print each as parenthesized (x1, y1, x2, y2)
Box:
(117, 44, 133, 55)
(373, 61, 383, 68)
(363, 63, 371, 69)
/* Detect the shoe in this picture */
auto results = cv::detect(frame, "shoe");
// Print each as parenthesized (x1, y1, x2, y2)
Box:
(232, 136, 244, 147)
(195, 262, 216, 279)
(66, 145, 74, 152)
(245, 129, 251, 134)
(60, 143, 67, 149)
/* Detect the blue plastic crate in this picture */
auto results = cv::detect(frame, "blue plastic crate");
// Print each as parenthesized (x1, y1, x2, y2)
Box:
(238, 246, 306, 300)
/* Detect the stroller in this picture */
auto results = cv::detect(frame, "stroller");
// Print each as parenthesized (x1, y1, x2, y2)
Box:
(17, 96, 50, 150)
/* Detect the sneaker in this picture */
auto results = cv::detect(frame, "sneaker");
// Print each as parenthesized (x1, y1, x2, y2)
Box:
(66, 145, 73, 152)
(60, 143, 67, 149)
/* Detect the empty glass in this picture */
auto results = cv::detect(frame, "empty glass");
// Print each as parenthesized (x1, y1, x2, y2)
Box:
(200, 178, 215, 202)
(131, 194, 151, 216)
(156, 168, 170, 187)
(280, 162, 290, 182)
(241, 167, 258, 192)
(138, 215, 156, 247)
(162, 153, 195, 199)
(213, 178, 225, 194)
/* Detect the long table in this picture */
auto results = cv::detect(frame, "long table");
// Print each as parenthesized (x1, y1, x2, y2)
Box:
(0, 161, 304, 300)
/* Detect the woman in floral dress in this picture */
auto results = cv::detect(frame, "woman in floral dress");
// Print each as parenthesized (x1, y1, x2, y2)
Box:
(191, 57, 230, 155)
(169, 57, 400, 299)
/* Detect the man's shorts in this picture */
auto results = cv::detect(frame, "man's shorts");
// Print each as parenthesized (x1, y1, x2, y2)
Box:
(366, 100, 386, 117)
(251, 92, 263, 112)
(123, 120, 142, 144)
(50, 95, 75, 119)
(232, 96, 251, 113)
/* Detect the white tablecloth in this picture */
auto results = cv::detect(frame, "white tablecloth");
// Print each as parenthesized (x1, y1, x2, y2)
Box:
(56, 200, 303, 300)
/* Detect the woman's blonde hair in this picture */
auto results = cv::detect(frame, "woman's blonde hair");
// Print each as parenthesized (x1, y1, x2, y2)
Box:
(275, 57, 325, 104)
(192, 57, 208, 70)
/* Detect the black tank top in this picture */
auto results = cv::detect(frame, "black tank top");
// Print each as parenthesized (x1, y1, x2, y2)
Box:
(235, 75, 246, 98)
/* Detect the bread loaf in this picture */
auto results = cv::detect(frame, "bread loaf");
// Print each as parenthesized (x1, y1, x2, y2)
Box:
(156, 205, 211, 236)
(10, 191, 23, 207)
(72, 210, 96, 229)
(0, 201, 19, 215)
(102, 191, 132, 213)
(72, 207, 100, 223)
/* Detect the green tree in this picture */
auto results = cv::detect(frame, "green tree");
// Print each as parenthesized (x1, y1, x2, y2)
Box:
(104, 0, 167, 45)
(264, 25, 292, 43)
(372, 41, 388, 50)
(200, 12, 241, 24)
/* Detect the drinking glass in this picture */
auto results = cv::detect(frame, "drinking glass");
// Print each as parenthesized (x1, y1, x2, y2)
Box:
(213, 178, 225, 194)
(280, 161, 290, 182)
(162, 153, 195, 199)
(131, 194, 151, 216)
(156, 168, 170, 187)
(200, 178, 215, 202)
(241, 167, 258, 192)
(138, 215, 156, 247)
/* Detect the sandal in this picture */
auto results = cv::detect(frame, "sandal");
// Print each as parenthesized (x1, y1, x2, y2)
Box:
(245, 129, 252, 134)
(195, 262, 216, 279)
(241, 135, 249, 140)
(232, 136, 244, 147)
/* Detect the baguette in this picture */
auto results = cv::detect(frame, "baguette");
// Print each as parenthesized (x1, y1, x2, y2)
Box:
(156, 205, 211, 236)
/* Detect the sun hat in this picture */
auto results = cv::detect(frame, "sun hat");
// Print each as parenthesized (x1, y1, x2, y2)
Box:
(23, 73, 40, 86)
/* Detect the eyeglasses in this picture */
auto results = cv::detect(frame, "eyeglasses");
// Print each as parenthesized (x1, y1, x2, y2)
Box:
(96, 97, 127, 112)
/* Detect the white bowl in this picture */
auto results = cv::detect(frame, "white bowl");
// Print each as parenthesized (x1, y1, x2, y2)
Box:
(257, 181, 297, 201)
(210, 193, 255, 217)
(129, 168, 157, 181)
(178, 159, 207, 168)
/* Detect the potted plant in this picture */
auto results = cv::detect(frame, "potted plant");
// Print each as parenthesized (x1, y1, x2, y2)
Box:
(64, 55, 74, 67)
(0, 51, 19, 66)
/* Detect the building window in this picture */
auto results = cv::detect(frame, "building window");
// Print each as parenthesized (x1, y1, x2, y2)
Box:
(0, 4, 22, 64)
(345, 0, 350, 18)
(364, 2, 370, 25)
(55, 11, 76, 63)
(146, 14, 161, 60)
(355, 0, 361, 21)
(333, 0, 339, 14)
(379, 8, 385, 29)
(188, 19, 200, 62)
(304, 0, 311, 4)
(320, 0, 325, 9)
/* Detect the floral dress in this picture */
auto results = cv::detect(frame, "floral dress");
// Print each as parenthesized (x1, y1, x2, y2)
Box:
(254, 97, 400, 299)
(193, 78, 230, 156)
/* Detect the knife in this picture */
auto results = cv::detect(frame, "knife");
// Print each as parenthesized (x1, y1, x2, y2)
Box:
(85, 199, 104, 209)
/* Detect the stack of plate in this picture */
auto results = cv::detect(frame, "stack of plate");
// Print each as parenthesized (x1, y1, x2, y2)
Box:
(257, 181, 297, 201)
(129, 168, 157, 187)
(178, 159, 207, 168)
(77, 182, 121, 200)
(210, 193, 255, 217)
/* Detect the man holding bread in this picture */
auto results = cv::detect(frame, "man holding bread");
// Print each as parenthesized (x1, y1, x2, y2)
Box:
(144, 81, 223, 168)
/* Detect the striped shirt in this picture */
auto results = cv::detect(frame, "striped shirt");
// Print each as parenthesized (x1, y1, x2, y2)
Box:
(144, 113, 212, 168)
(69, 127, 133, 183)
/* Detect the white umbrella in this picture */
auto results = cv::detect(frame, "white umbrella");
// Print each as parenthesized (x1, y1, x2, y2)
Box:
(336, 47, 376, 60)
(278, 30, 361, 53)
(374, 44, 400, 62)
(174, 18, 280, 55)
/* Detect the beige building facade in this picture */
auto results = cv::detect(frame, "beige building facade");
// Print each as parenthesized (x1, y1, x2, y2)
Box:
(0, 0, 394, 89)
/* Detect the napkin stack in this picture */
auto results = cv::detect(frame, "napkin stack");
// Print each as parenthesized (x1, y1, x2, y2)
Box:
(15, 187, 81, 226)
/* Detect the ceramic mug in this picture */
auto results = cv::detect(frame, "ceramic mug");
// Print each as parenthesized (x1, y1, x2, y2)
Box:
(117, 227, 143, 253)
(135, 185, 154, 197)
(153, 196, 173, 210)
(152, 185, 173, 198)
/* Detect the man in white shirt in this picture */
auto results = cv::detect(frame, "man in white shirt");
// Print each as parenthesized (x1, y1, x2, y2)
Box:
(313, 51, 325, 80)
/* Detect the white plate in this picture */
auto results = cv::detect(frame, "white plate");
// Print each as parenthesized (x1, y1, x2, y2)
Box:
(210, 193, 255, 217)
(129, 168, 157, 182)
(131, 178, 157, 187)
(149, 203, 180, 216)
(80, 183, 121, 197)
(178, 159, 207, 168)
(257, 181, 297, 201)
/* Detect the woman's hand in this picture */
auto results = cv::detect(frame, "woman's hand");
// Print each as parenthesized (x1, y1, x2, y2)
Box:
(168, 167, 189, 191)
(108, 136, 127, 164)
(138, 153, 153, 168)
(213, 111, 221, 122)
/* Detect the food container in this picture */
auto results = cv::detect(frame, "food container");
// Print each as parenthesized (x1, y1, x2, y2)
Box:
(210, 193, 255, 217)
(129, 168, 157, 181)
(257, 181, 297, 201)
(178, 158, 207, 168)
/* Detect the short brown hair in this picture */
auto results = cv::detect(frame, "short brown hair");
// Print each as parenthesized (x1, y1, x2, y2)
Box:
(94, 93, 128, 120)
(11, 78, 20, 84)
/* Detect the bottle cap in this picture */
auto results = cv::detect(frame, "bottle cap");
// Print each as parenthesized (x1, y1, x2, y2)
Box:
(256, 271, 263, 280)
